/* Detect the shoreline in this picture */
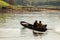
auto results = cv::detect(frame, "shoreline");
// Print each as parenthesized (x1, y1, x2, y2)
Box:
(0, 8, 60, 13)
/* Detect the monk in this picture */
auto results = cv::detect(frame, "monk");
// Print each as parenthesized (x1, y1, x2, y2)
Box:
(37, 21, 47, 31)
(33, 20, 38, 29)
(37, 21, 43, 29)
(34, 20, 47, 29)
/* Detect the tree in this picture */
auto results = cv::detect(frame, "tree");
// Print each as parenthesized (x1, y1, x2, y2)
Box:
(25, 0, 33, 6)
(4, 0, 15, 5)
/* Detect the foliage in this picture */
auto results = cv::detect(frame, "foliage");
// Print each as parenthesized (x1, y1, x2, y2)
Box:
(0, 0, 11, 9)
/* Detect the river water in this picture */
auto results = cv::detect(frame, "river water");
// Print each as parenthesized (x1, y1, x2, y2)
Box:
(0, 11, 60, 40)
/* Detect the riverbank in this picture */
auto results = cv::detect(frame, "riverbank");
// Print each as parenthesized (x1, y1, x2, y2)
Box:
(0, 7, 60, 13)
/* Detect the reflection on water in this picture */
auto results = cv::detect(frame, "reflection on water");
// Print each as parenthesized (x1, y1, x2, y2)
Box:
(0, 12, 60, 40)
(0, 13, 6, 23)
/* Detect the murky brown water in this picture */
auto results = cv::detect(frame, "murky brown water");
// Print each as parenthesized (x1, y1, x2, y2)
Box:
(0, 12, 60, 40)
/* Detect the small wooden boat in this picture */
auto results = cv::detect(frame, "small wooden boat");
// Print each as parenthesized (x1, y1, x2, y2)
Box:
(20, 21, 47, 32)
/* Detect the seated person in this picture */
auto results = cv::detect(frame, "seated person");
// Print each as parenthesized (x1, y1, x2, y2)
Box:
(37, 21, 42, 29)
(33, 20, 38, 29)
(33, 21, 47, 30)
(38, 21, 47, 31)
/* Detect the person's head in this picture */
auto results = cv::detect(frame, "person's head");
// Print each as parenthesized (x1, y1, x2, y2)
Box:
(35, 20, 37, 22)
(39, 21, 41, 23)
(45, 25, 47, 27)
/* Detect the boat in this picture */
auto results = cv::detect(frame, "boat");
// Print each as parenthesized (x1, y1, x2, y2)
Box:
(20, 21, 47, 32)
